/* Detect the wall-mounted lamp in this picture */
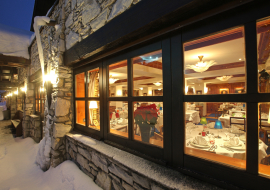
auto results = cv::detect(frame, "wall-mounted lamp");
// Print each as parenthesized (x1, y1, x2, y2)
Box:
(44, 70, 58, 85)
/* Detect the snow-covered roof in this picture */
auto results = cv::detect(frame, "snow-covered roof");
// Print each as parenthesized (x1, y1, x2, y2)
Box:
(0, 23, 33, 59)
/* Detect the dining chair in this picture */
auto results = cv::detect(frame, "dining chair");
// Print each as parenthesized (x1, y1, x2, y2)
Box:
(261, 155, 270, 166)
(259, 128, 268, 144)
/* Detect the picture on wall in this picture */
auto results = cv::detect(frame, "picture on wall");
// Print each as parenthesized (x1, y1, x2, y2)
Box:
(220, 88, 229, 94)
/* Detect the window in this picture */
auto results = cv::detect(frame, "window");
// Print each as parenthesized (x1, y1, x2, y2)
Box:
(74, 65, 102, 135)
(75, 72, 85, 98)
(107, 50, 164, 148)
(35, 82, 45, 115)
(185, 102, 246, 169)
(257, 17, 270, 93)
(133, 50, 163, 96)
(183, 26, 249, 169)
(184, 27, 246, 95)
(88, 68, 100, 130)
(133, 102, 163, 148)
(109, 61, 128, 97)
(258, 103, 270, 176)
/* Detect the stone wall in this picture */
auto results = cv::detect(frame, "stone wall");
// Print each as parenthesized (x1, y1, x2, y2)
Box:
(29, 115, 42, 143)
(29, 0, 143, 170)
(22, 82, 35, 139)
(66, 134, 169, 190)
(10, 94, 17, 118)
(47, 0, 142, 51)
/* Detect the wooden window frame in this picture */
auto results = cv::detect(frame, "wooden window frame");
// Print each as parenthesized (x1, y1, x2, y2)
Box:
(35, 82, 45, 116)
(73, 62, 104, 140)
(73, 41, 172, 161)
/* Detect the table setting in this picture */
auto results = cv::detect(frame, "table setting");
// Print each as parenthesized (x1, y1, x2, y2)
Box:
(186, 124, 268, 162)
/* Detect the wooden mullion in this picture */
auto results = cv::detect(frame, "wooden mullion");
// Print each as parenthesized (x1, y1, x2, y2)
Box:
(162, 38, 172, 163)
(85, 70, 89, 129)
(171, 33, 184, 167)
(245, 21, 258, 95)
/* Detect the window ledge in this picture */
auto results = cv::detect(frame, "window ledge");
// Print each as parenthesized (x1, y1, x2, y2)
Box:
(66, 132, 221, 190)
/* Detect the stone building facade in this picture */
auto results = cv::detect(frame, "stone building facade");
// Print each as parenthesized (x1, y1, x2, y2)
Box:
(18, 0, 146, 183)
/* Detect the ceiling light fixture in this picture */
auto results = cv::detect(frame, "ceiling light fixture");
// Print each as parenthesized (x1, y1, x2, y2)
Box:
(186, 55, 216, 73)
(153, 82, 162, 86)
(109, 75, 119, 84)
(216, 75, 233, 81)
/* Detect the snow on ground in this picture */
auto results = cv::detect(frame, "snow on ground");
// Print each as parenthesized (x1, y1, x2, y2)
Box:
(0, 23, 33, 59)
(0, 121, 101, 190)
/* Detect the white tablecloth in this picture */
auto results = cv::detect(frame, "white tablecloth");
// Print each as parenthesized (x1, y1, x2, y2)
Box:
(186, 110, 200, 124)
(0, 106, 4, 121)
(186, 125, 268, 163)
(219, 115, 245, 128)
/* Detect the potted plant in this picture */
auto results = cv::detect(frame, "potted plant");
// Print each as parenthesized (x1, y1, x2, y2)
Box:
(134, 104, 158, 143)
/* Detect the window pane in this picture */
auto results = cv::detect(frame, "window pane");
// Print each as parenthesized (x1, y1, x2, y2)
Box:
(88, 68, 99, 97)
(75, 72, 85, 97)
(184, 27, 246, 95)
(133, 102, 163, 148)
(132, 50, 163, 96)
(257, 18, 270, 93)
(109, 101, 128, 137)
(185, 102, 246, 169)
(109, 61, 127, 97)
(258, 103, 270, 176)
(76, 101, 85, 125)
(88, 101, 100, 131)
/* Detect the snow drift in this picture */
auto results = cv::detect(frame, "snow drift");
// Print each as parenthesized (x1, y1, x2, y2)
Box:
(0, 23, 33, 59)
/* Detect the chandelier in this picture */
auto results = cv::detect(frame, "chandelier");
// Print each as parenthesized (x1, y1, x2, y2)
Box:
(153, 82, 162, 86)
(216, 75, 233, 81)
(109, 75, 119, 84)
(186, 55, 216, 73)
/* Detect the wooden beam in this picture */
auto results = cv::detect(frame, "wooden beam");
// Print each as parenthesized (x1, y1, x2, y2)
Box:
(185, 61, 245, 74)
(0, 73, 11, 76)
(0, 87, 17, 91)
(0, 54, 30, 68)
(0, 82, 18, 88)
(201, 74, 245, 80)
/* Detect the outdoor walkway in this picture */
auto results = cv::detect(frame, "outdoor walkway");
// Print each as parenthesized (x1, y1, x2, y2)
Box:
(0, 120, 101, 190)
(0, 120, 14, 149)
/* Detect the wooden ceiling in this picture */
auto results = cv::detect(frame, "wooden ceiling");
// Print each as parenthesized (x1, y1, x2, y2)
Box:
(0, 54, 30, 68)
(0, 66, 19, 90)
(0, 54, 30, 90)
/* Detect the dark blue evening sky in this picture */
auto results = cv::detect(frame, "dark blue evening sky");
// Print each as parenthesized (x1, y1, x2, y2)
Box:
(0, 0, 35, 31)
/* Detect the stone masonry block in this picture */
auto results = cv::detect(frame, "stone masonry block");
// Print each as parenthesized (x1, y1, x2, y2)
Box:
(54, 98, 70, 117)
(132, 172, 150, 189)
(78, 147, 91, 161)
(91, 151, 108, 173)
(77, 153, 90, 171)
(108, 163, 133, 185)
(53, 123, 72, 138)
(69, 141, 78, 152)
(95, 170, 111, 190)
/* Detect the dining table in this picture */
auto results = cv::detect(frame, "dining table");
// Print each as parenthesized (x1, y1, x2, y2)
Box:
(186, 125, 268, 163)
